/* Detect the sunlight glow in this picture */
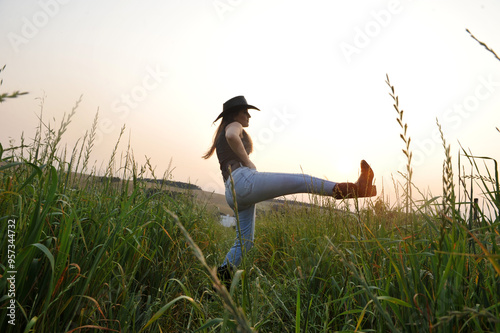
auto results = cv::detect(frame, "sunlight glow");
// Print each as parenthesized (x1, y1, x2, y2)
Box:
(1, 0, 499, 204)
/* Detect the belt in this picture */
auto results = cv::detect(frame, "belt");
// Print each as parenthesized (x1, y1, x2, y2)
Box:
(223, 160, 243, 182)
(227, 160, 243, 173)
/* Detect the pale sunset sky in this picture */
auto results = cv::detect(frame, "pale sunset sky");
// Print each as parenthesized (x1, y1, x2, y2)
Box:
(1, 0, 499, 207)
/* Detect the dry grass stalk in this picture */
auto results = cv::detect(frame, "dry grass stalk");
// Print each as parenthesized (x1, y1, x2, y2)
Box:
(437, 119, 455, 216)
(466, 29, 500, 62)
(386, 74, 413, 214)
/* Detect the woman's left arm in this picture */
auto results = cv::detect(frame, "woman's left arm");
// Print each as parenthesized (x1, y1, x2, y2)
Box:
(225, 122, 256, 169)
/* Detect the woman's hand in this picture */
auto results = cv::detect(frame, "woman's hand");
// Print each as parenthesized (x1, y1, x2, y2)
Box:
(246, 160, 257, 170)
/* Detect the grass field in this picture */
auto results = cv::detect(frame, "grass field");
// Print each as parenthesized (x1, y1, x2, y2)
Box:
(1, 86, 499, 332)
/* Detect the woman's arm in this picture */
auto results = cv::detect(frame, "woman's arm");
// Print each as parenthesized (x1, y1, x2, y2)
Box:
(225, 122, 256, 169)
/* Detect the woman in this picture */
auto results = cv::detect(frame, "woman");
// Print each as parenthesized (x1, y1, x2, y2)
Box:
(202, 96, 376, 285)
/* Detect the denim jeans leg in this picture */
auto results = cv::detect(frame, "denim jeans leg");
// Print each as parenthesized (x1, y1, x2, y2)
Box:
(223, 204, 256, 267)
(222, 168, 337, 267)
(244, 171, 337, 204)
(225, 167, 254, 211)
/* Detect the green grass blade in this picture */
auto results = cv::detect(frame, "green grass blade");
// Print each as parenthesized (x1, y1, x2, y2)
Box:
(295, 279, 301, 333)
(139, 295, 198, 332)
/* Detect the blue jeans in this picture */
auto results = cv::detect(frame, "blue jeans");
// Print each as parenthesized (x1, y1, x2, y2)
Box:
(223, 167, 337, 267)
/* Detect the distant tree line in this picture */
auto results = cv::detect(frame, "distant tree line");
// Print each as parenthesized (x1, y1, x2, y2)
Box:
(142, 178, 201, 190)
(97, 175, 201, 191)
(98, 176, 121, 183)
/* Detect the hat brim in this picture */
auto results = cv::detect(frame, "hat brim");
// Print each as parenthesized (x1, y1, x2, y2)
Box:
(213, 105, 260, 123)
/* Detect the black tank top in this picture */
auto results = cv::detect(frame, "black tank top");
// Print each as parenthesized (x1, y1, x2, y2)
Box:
(216, 127, 252, 181)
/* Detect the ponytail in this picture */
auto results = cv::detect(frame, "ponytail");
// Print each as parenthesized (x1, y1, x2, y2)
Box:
(202, 119, 229, 159)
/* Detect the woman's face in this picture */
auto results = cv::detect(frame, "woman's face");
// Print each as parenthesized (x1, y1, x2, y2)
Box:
(234, 109, 251, 127)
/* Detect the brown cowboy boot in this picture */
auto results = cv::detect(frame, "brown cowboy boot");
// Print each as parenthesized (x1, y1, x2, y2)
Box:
(333, 160, 377, 199)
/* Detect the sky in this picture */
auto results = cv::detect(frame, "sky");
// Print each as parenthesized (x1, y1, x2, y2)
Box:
(1, 0, 499, 208)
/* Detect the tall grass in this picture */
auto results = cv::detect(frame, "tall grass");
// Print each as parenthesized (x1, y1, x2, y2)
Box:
(386, 74, 413, 218)
(0, 105, 224, 332)
(1, 88, 499, 332)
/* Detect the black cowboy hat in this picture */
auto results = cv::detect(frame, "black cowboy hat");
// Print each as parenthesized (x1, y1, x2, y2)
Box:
(214, 95, 260, 122)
